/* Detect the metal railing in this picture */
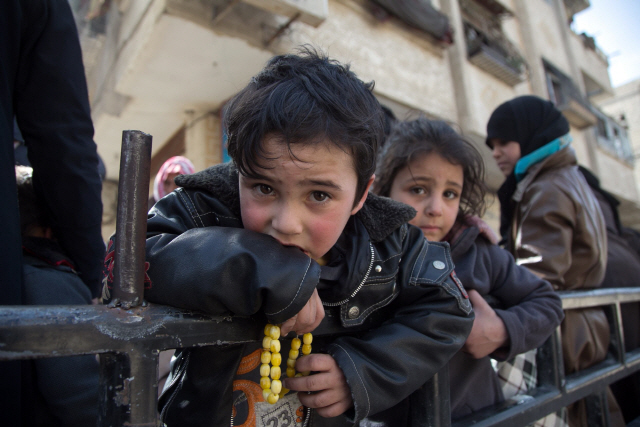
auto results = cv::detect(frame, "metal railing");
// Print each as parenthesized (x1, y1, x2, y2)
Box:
(1, 131, 639, 426)
(454, 287, 640, 427)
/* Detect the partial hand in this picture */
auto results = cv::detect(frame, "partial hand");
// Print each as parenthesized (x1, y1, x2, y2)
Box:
(283, 354, 353, 418)
(463, 289, 509, 359)
(280, 288, 324, 336)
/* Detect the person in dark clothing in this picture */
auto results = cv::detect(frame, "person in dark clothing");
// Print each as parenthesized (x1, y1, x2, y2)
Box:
(3, 0, 103, 298)
(486, 95, 622, 427)
(579, 166, 640, 424)
(103, 48, 474, 426)
(16, 166, 99, 427)
(1, 1, 104, 423)
(373, 117, 564, 420)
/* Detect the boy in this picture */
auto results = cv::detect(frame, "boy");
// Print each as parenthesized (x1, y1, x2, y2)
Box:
(104, 48, 473, 426)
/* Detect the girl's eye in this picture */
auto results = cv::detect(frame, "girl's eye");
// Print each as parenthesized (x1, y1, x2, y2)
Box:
(410, 187, 426, 195)
(444, 190, 459, 200)
(257, 184, 273, 195)
(312, 191, 330, 202)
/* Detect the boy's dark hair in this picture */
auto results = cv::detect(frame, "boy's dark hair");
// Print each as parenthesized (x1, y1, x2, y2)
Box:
(16, 166, 49, 237)
(373, 117, 487, 219)
(225, 46, 384, 204)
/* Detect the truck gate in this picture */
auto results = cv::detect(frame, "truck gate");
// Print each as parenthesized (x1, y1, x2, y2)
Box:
(1, 131, 639, 427)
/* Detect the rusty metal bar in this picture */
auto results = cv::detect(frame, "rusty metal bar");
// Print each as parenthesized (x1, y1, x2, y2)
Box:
(558, 288, 640, 309)
(0, 304, 260, 358)
(410, 367, 451, 427)
(112, 130, 152, 309)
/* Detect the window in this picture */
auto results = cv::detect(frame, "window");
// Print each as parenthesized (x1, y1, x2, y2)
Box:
(593, 108, 634, 165)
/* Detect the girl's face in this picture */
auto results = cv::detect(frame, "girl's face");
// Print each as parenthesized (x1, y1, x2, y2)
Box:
(489, 138, 521, 176)
(388, 152, 463, 242)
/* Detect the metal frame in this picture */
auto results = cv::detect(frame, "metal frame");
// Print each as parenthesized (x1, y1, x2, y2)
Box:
(1, 131, 639, 426)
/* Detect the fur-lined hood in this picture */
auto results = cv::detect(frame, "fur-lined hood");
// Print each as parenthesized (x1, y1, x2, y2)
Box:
(176, 162, 416, 242)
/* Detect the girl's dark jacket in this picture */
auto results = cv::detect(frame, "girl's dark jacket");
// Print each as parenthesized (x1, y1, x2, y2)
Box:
(134, 162, 474, 426)
(446, 222, 564, 420)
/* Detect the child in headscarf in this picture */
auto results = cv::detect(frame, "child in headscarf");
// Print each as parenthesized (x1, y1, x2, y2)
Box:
(486, 95, 622, 427)
(151, 156, 195, 206)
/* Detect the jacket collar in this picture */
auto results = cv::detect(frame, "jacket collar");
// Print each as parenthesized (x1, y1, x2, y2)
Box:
(176, 162, 416, 242)
(513, 146, 577, 203)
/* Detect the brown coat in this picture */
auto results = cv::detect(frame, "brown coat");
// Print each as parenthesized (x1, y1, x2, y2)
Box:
(508, 147, 607, 292)
(505, 147, 618, 426)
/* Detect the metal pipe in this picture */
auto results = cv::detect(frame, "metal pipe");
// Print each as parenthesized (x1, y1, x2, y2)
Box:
(112, 130, 152, 309)
(559, 288, 640, 309)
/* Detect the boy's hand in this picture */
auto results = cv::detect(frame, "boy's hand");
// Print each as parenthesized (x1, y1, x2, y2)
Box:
(280, 288, 324, 336)
(462, 289, 509, 359)
(282, 354, 353, 418)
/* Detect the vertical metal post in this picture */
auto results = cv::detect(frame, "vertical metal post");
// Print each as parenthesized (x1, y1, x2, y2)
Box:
(112, 130, 152, 309)
(127, 350, 161, 425)
(410, 367, 451, 427)
(538, 329, 565, 390)
(98, 353, 131, 426)
(606, 302, 626, 363)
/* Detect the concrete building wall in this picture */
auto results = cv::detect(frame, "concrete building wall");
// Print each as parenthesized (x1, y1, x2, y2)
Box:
(569, 33, 612, 96)
(276, 0, 458, 121)
(599, 79, 640, 215)
(525, 0, 572, 73)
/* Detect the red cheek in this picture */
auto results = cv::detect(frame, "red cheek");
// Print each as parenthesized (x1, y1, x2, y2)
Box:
(240, 203, 268, 233)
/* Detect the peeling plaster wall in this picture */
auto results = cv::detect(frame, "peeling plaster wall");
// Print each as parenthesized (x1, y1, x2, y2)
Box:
(527, 0, 571, 73)
(273, 0, 458, 121)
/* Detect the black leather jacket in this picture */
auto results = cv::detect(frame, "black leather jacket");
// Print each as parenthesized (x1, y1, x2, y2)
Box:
(139, 163, 473, 426)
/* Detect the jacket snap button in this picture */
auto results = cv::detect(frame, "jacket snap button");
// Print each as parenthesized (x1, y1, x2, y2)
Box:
(433, 260, 446, 270)
(348, 306, 360, 319)
(375, 265, 382, 273)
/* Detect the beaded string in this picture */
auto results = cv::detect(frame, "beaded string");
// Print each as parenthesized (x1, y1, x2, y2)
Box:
(261, 324, 313, 404)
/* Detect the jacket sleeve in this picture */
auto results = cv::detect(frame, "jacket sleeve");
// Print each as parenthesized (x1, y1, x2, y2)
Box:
(326, 226, 474, 422)
(485, 243, 564, 360)
(514, 180, 576, 289)
(14, 0, 104, 298)
(142, 190, 321, 324)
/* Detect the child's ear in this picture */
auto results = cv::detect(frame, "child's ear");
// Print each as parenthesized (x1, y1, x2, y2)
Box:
(351, 175, 375, 215)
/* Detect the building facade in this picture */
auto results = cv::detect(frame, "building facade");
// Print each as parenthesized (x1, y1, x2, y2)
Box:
(70, 0, 640, 237)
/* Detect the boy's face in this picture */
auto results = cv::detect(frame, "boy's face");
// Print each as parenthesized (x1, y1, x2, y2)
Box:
(239, 135, 373, 262)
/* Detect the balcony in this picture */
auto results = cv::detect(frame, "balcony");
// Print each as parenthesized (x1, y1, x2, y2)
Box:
(370, 0, 453, 43)
(465, 24, 526, 86)
(564, 0, 590, 17)
(544, 60, 597, 129)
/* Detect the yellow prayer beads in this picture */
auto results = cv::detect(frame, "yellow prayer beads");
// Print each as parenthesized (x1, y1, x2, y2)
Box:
(262, 324, 312, 404)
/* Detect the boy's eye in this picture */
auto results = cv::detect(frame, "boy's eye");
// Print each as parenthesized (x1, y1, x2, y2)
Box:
(311, 191, 330, 202)
(257, 184, 274, 195)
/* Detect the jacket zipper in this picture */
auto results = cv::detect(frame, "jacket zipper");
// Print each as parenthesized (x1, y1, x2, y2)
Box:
(323, 243, 375, 307)
(160, 351, 190, 423)
(302, 406, 312, 427)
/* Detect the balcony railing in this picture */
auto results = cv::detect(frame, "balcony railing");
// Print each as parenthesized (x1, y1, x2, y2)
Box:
(465, 23, 526, 86)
